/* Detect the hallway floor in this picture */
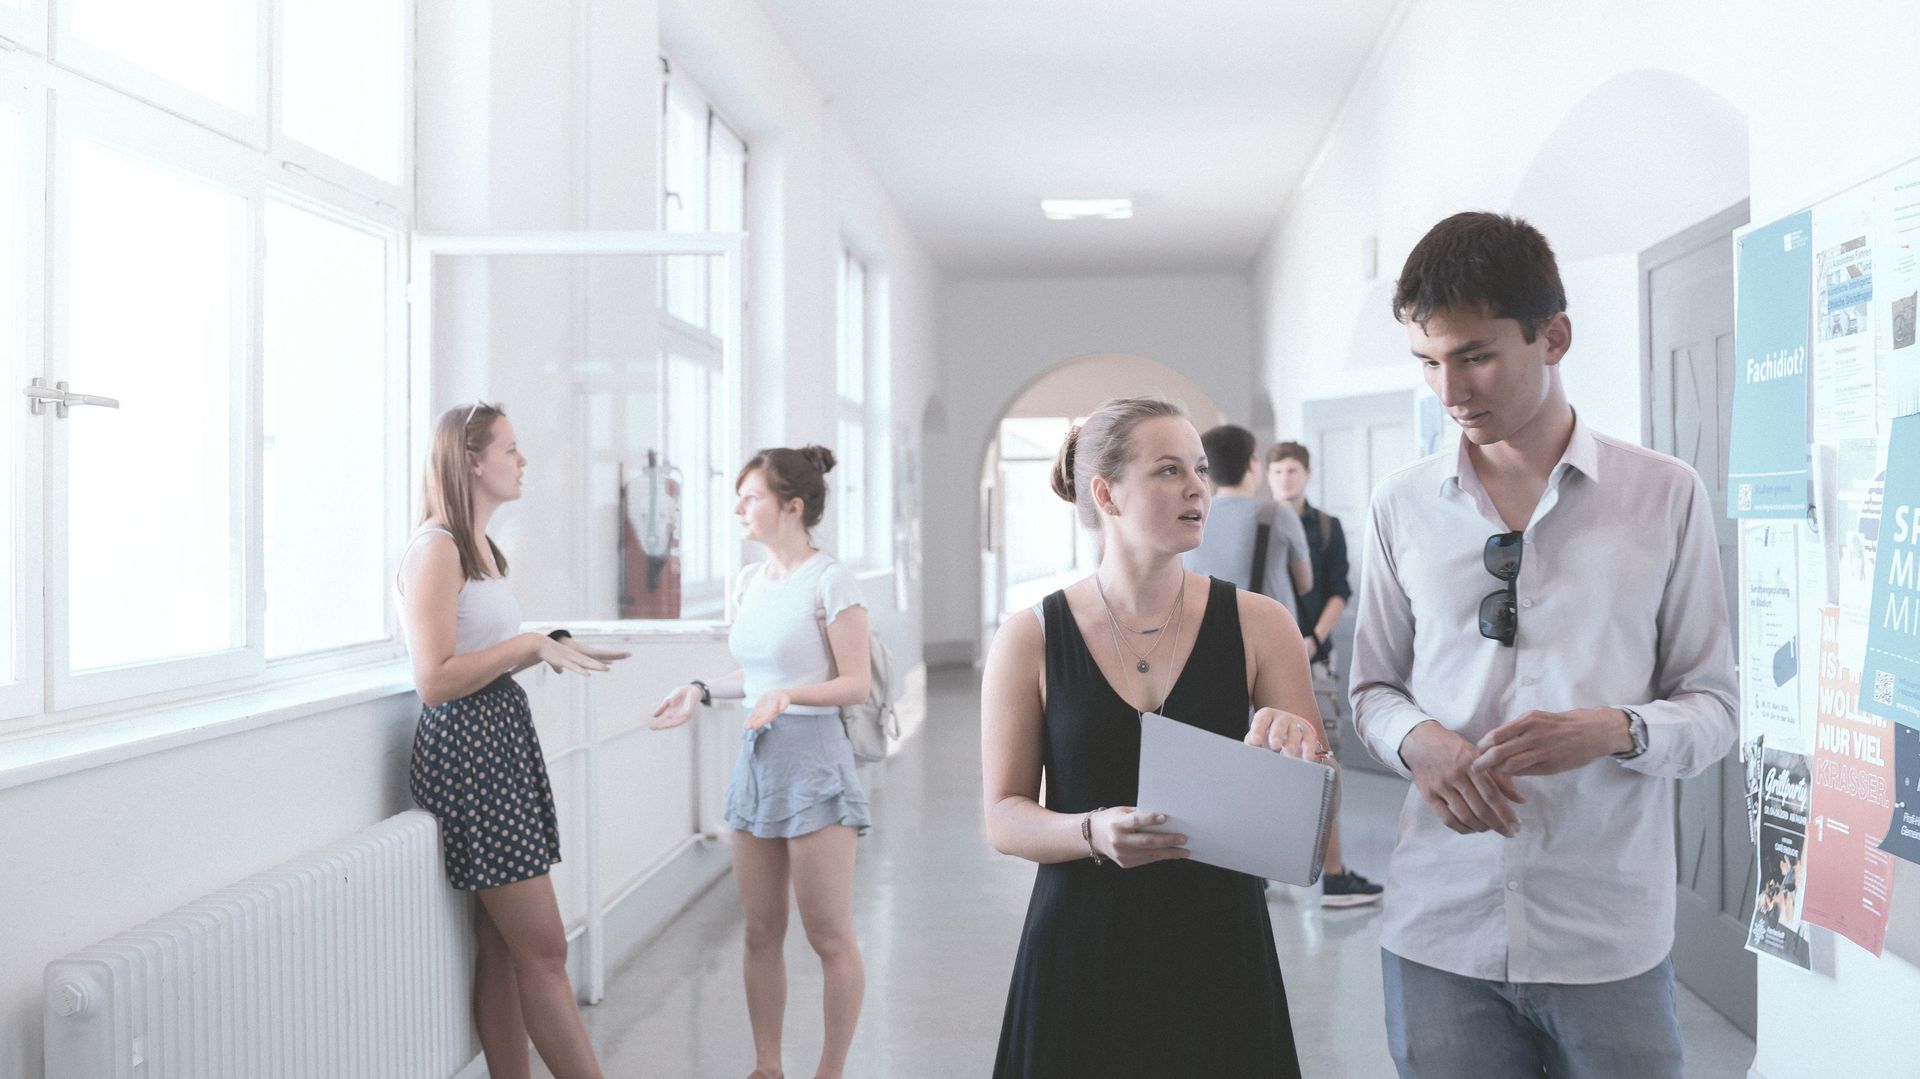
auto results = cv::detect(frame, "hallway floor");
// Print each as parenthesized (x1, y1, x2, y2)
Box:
(547, 667, 1757, 1078)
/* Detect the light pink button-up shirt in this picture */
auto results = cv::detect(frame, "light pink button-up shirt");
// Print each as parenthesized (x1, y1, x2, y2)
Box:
(1350, 417, 1737, 984)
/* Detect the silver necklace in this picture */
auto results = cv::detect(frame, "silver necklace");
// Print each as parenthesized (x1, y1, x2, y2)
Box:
(1096, 570, 1186, 674)
(1101, 575, 1187, 715)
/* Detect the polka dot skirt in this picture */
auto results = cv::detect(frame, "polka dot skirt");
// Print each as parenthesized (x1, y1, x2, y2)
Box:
(409, 675, 562, 891)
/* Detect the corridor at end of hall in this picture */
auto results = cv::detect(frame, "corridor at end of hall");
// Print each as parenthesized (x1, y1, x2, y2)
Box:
(539, 667, 1757, 1079)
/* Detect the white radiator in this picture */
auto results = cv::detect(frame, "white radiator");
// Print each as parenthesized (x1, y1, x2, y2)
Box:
(44, 810, 474, 1079)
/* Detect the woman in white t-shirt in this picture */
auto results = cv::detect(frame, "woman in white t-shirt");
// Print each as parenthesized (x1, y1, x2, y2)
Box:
(652, 444, 871, 1079)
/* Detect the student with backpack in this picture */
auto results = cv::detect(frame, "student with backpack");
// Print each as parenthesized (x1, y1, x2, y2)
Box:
(1267, 440, 1384, 908)
(651, 444, 872, 1079)
(1182, 424, 1312, 621)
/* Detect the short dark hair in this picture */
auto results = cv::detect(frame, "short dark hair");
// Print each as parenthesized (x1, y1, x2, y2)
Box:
(1392, 212, 1567, 342)
(1200, 424, 1257, 487)
(1266, 441, 1310, 470)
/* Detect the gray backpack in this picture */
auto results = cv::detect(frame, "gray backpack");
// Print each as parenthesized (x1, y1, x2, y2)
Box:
(813, 579, 900, 763)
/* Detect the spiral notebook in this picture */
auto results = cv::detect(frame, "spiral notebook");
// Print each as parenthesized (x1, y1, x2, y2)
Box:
(1135, 711, 1338, 886)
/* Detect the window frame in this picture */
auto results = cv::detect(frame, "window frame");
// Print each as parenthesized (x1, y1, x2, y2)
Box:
(51, 0, 271, 150)
(2, 7, 413, 733)
(0, 75, 46, 723)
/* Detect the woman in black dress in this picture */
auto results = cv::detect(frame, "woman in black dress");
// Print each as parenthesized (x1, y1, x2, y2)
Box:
(981, 396, 1328, 1079)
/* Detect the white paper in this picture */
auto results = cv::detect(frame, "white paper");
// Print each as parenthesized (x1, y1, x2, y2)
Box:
(1135, 711, 1335, 886)
(1875, 161, 1920, 428)
(1742, 520, 1809, 751)
(1813, 190, 1877, 442)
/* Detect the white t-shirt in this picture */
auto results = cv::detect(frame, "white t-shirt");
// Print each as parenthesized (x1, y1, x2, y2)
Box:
(728, 552, 865, 714)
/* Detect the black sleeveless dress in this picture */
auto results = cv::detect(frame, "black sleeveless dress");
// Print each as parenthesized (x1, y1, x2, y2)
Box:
(993, 578, 1303, 1079)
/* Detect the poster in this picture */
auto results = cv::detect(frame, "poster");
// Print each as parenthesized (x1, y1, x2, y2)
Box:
(1748, 746, 1816, 969)
(1859, 413, 1920, 728)
(1728, 211, 1812, 518)
(1836, 437, 1885, 667)
(1875, 161, 1920, 429)
(1741, 520, 1809, 751)
(1813, 193, 1877, 442)
(1880, 723, 1920, 867)
(1802, 606, 1897, 955)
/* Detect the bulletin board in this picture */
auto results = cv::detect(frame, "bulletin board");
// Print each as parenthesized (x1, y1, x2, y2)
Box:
(1729, 155, 1920, 971)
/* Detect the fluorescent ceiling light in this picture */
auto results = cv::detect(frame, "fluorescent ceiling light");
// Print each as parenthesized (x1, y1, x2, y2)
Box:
(1041, 198, 1133, 221)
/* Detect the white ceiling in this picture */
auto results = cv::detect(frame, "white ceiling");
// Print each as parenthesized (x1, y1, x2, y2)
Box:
(755, 1, 1402, 275)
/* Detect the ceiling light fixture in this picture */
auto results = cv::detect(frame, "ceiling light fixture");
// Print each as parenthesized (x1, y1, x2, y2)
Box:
(1041, 198, 1133, 221)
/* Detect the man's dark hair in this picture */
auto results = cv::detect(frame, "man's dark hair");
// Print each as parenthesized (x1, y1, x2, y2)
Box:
(1392, 212, 1567, 342)
(1267, 441, 1310, 470)
(1200, 424, 1257, 487)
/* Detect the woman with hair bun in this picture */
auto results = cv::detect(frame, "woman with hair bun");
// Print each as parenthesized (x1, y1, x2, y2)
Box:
(652, 444, 871, 1079)
(982, 397, 1323, 1078)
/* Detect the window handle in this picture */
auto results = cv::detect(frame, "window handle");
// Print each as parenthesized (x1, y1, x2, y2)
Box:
(23, 378, 120, 418)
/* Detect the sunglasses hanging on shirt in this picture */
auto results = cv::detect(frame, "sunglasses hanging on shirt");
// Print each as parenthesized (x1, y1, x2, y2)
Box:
(1479, 531, 1523, 647)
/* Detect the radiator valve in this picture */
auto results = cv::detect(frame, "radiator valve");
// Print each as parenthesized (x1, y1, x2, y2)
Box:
(49, 980, 89, 1017)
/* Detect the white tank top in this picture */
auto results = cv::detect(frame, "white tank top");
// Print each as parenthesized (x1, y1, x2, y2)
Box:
(396, 527, 523, 654)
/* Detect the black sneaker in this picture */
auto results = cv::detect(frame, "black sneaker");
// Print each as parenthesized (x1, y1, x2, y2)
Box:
(1320, 870, 1385, 908)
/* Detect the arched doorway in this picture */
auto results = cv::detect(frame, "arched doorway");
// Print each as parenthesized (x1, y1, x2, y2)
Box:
(974, 354, 1226, 660)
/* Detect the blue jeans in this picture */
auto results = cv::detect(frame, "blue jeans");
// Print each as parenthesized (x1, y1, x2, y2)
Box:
(1381, 949, 1684, 1079)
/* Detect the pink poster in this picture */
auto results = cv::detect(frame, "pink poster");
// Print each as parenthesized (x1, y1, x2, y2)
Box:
(1803, 606, 1898, 955)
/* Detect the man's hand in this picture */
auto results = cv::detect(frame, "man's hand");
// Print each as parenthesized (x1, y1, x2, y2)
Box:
(1400, 721, 1524, 836)
(1472, 708, 1632, 777)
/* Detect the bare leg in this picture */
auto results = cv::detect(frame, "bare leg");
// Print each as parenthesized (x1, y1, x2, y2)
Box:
(473, 897, 532, 1079)
(1324, 813, 1345, 875)
(790, 826, 863, 1079)
(733, 830, 793, 1079)
(475, 876, 605, 1079)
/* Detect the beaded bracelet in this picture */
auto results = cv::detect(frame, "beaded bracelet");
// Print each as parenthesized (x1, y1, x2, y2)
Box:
(1082, 809, 1107, 865)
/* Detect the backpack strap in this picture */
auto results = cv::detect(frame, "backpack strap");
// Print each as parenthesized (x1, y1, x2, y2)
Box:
(1250, 502, 1272, 596)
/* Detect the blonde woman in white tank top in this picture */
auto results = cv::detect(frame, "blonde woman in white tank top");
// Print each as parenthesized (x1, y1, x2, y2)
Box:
(396, 403, 627, 1079)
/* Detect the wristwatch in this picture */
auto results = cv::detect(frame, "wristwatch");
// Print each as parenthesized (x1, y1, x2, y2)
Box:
(689, 679, 712, 706)
(1612, 707, 1649, 760)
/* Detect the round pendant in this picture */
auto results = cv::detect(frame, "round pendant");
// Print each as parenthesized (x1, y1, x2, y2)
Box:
(1136, 660, 1150, 673)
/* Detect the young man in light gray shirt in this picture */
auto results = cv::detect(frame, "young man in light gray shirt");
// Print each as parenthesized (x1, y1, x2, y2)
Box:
(1182, 424, 1310, 623)
(1351, 212, 1737, 1079)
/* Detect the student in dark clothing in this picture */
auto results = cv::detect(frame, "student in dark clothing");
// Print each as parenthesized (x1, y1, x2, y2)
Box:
(1267, 440, 1384, 908)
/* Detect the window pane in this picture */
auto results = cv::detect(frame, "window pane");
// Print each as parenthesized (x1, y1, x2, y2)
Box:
(66, 141, 239, 671)
(837, 257, 864, 405)
(659, 80, 708, 326)
(0, 108, 17, 688)
(666, 350, 710, 586)
(706, 119, 746, 330)
(837, 416, 864, 564)
(263, 200, 390, 657)
(71, 0, 255, 112)
(282, 0, 405, 182)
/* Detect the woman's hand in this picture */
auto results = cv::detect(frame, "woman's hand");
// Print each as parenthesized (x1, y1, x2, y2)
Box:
(744, 688, 792, 731)
(650, 684, 703, 730)
(1247, 707, 1331, 761)
(532, 634, 619, 675)
(1090, 807, 1190, 869)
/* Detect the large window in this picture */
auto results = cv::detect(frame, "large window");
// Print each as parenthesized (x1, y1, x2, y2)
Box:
(658, 57, 746, 613)
(833, 251, 890, 570)
(3, 0, 408, 724)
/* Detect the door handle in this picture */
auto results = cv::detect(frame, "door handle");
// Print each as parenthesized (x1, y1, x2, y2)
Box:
(22, 378, 121, 418)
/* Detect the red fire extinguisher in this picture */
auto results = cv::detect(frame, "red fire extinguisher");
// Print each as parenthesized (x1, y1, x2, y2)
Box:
(619, 451, 682, 619)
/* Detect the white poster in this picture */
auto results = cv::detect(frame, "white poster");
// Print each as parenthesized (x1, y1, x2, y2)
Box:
(1813, 190, 1877, 441)
(1836, 438, 1885, 671)
(1743, 519, 1810, 751)
(1875, 161, 1920, 428)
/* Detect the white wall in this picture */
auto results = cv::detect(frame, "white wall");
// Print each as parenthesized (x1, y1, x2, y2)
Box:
(1251, 2, 1920, 1076)
(924, 274, 1257, 656)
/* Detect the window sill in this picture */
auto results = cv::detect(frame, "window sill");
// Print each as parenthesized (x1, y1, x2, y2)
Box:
(0, 621, 736, 793)
(0, 660, 419, 793)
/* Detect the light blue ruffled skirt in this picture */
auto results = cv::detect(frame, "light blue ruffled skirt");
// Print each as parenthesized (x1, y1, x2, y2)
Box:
(724, 712, 872, 839)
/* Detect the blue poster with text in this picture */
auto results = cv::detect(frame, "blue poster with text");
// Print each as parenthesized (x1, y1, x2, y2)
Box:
(1728, 211, 1812, 518)
(1861, 413, 1920, 729)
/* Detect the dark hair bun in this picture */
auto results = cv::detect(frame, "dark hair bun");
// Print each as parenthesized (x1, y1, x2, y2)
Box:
(1049, 426, 1079, 504)
(799, 444, 837, 474)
